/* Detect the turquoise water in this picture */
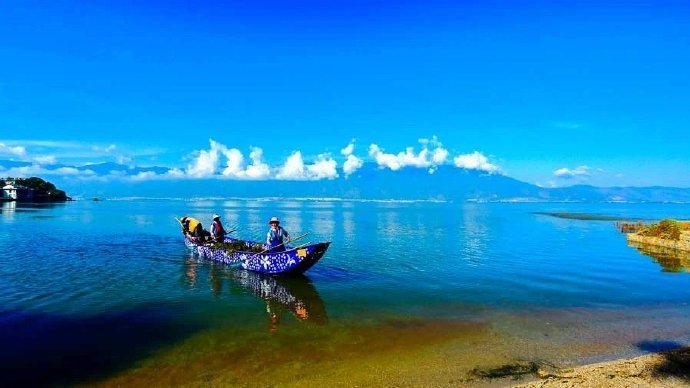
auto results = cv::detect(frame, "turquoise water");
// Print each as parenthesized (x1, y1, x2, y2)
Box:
(2, 199, 690, 384)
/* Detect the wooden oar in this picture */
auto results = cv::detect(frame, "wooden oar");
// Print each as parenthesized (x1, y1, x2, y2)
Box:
(258, 232, 309, 254)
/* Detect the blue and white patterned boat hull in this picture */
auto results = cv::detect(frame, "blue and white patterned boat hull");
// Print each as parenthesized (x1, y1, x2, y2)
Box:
(184, 236, 330, 275)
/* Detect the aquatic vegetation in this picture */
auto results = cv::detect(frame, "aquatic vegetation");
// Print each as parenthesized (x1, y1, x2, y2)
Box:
(211, 240, 264, 254)
(638, 219, 683, 241)
(534, 212, 627, 221)
(616, 221, 646, 233)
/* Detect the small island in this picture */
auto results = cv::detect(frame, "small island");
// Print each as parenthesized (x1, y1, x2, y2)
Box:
(1, 177, 71, 202)
(627, 219, 690, 253)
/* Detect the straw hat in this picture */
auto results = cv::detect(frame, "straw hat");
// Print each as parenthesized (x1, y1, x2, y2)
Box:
(213, 214, 220, 220)
(269, 216, 280, 224)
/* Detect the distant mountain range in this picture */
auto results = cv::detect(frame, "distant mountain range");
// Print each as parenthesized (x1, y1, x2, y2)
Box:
(2, 160, 690, 202)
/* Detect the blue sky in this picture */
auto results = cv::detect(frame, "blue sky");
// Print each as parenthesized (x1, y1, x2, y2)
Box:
(1, 0, 689, 187)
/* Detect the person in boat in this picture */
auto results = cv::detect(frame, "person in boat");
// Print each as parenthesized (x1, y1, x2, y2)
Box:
(211, 214, 227, 242)
(181, 216, 208, 242)
(266, 217, 290, 252)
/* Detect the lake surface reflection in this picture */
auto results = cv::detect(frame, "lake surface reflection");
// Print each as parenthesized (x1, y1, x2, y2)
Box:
(3, 199, 690, 384)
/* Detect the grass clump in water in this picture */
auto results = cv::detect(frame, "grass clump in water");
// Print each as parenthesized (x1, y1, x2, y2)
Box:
(638, 219, 685, 241)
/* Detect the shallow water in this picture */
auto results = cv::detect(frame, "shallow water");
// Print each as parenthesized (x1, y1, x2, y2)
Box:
(2, 199, 690, 385)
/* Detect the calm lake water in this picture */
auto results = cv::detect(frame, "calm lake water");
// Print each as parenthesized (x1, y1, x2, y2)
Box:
(2, 199, 690, 386)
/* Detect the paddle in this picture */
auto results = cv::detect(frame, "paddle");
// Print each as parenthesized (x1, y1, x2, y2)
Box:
(258, 232, 309, 254)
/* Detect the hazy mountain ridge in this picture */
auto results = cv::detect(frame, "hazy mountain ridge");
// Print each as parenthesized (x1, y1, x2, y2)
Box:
(1, 160, 689, 202)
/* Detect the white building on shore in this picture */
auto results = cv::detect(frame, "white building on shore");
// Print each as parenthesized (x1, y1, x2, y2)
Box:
(2, 183, 17, 200)
(2, 181, 34, 201)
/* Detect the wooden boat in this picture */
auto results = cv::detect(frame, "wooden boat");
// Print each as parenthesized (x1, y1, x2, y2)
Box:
(183, 235, 330, 275)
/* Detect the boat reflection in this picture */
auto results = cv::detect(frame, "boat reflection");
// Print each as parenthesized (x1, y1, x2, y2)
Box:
(183, 256, 328, 332)
(628, 240, 690, 273)
(232, 270, 328, 332)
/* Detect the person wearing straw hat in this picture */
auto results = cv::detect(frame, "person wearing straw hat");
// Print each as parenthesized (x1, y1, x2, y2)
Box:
(211, 214, 227, 242)
(266, 217, 290, 252)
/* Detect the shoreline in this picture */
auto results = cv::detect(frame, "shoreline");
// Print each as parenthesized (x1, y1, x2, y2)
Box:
(517, 347, 690, 387)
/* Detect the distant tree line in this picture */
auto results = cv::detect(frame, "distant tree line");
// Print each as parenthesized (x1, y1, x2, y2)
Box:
(1, 176, 70, 202)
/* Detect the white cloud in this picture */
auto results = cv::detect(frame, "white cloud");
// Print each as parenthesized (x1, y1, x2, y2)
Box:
(276, 151, 338, 180)
(167, 168, 185, 178)
(0, 142, 27, 157)
(55, 167, 95, 176)
(0, 164, 96, 178)
(220, 147, 245, 177)
(184, 140, 272, 180)
(0, 140, 164, 167)
(453, 151, 500, 173)
(186, 139, 224, 177)
(116, 154, 132, 165)
(276, 152, 306, 179)
(341, 141, 355, 157)
(243, 147, 271, 179)
(130, 171, 158, 181)
(554, 165, 590, 179)
(343, 155, 363, 176)
(34, 155, 57, 165)
(3, 136, 507, 183)
(3, 140, 80, 149)
(367, 136, 449, 173)
(431, 147, 448, 165)
(91, 144, 117, 153)
(341, 140, 363, 176)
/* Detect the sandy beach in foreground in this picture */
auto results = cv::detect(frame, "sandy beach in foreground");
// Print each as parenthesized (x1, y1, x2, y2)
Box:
(517, 347, 690, 387)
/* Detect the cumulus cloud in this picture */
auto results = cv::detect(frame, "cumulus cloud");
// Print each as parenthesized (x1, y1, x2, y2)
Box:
(243, 147, 271, 179)
(341, 142, 355, 157)
(0, 142, 27, 157)
(3, 136, 507, 183)
(341, 140, 363, 176)
(183, 139, 338, 181)
(276, 151, 338, 180)
(368, 137, 449, 173)
(186, 139, 224, 177)
(184, 139, 271, 179)
(554, 165, 590, 179)
(220, 146, 271, 179)
(453, 151, 500, 173)
(343, 154, 363, 176)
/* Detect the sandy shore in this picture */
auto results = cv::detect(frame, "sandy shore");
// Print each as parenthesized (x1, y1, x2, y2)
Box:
(517, 347, 690, 387)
